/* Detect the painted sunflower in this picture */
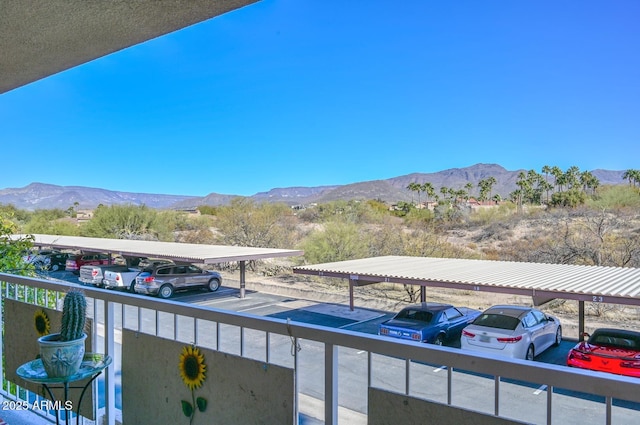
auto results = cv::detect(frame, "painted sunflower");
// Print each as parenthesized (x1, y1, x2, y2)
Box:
(179, 345, 206, 390)
(34, 309, 51, 336)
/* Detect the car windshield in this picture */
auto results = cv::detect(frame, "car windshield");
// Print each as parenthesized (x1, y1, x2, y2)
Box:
(589, 331, 640, 350)
(472, 313, 520, 330)
(395, 309, 433, 323)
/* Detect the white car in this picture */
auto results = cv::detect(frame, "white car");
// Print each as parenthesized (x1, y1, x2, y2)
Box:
(460, 305, 562, 360)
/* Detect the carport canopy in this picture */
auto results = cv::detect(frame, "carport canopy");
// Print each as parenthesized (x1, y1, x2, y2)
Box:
(20, 234, 303, 298)
(293, 255, 640, 336)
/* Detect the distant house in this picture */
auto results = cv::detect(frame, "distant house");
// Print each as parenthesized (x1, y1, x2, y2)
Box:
(76, 209, 93, 223)
(174, 207, 201, 215)
(466, 198, 503, 211)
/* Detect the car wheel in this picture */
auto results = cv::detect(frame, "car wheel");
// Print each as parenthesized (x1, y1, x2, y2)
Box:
(51, 264, 60, 272)
(433, 334, 444, 346)
(554, 326, 562, 346)
(526, 345, 535, 361)
(208, 278, 220, 292)
(129, 281, 137, 293)
(158, 284, 174, 299)
(33, 260, 45, 271)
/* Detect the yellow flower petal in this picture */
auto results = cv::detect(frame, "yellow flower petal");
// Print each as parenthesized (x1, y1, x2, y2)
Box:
(179, 345, 206, 390)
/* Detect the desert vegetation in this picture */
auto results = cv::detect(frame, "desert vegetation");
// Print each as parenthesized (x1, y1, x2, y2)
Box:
(2, 168, 639, 324)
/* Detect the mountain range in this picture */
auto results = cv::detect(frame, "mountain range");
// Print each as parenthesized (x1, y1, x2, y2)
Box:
(0, 164, 628, 211)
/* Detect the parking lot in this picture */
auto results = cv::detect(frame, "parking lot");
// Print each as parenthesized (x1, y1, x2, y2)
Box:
(47, 269, 583, 366)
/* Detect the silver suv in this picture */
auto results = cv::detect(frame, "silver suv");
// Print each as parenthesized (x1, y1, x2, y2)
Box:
(133, 264, 222, 298)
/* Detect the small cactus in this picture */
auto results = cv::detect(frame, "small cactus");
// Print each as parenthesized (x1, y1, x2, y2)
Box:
(60, 289, 87, 342)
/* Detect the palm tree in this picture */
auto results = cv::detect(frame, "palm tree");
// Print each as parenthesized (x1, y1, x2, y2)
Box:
(580, 171, 600, 195)
(516, 171, 531, 206)
(539, 180, 554, 204)
(448, 188, 458, 204)
(509, 189, 523, 214)
(623, 169, 640, 187)
(406, 182, 420, 204)
(440, 186, 449, 201)
(485, 176, 497, 201)
(477, 176, 497, 202)
(464, 182, 473, 200)
(422, 182, 435, 204)
(565, 166, 581, 190)
(541, 165, 552, 181)
(541, 165, 553, 203)
(551, 166, 563, 192)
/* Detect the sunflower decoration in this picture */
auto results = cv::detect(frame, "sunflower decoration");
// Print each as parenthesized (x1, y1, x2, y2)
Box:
(179, 345, 208, 423)
(34, 309, 51, 337)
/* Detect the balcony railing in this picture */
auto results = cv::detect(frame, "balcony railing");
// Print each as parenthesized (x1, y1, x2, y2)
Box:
(2, 272, 640, 425)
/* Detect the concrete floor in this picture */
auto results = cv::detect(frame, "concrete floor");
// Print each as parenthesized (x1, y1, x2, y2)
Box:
(0, 407, 52, 425)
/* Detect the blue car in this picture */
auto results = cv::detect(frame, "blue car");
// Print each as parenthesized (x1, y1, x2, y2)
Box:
(379, 302, 482, 345)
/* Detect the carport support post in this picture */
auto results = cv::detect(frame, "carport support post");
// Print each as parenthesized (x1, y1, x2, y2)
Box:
(578, 300, 585, 337)
(349, 278, 355, 311)
(240, 260, 246, 299)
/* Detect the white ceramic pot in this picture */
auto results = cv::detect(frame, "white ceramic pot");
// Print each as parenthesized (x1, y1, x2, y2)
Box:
(37, 333, 87, 378)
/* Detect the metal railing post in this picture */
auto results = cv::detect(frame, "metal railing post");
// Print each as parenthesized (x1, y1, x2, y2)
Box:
(547, 385, 553, 425)
(104, 300, 116, 425)
(325, 343, 338, 425)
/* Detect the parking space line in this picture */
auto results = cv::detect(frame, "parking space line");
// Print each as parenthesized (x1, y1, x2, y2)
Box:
(339, 314, 386, 329)
(533, 385, 547, 395)
(433, 366, 447, 373)
(238, 303, 279, 313)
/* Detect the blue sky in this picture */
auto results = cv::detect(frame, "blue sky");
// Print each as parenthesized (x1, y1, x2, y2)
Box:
(1, 1, 639, 196)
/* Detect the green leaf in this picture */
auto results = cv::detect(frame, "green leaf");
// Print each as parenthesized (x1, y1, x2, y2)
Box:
(181, 400, 193, 417)
(196, 397, 207, 412)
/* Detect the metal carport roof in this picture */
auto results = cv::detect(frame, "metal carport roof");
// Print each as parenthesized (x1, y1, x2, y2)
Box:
(21, 234, 303, 298)
(24, 234, 303, 264)
(293, 255, 640, 334)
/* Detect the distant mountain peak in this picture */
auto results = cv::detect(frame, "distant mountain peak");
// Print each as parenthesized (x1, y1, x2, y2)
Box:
(0, 164, 626, 210)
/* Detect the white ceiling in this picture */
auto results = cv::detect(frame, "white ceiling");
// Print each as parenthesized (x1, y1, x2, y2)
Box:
(0, 0, 259, 94)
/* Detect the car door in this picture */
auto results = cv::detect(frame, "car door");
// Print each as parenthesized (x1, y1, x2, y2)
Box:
(168, 265, 188, 289)
(443, 307, 464, 336)
(523, 311, 545, 350)
(532, 309, 554, 351)
(185, 265, 207, 287)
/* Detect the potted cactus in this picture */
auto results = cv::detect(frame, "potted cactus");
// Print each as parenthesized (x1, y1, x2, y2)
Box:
(37, 289, 88, 378)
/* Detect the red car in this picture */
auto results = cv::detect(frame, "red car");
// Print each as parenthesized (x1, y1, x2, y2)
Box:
(567, 328, 640, 377)
(65, 253, 112, 274)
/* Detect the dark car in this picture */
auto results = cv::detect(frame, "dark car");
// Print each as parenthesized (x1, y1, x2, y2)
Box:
(134, 263, 222, 299)
(378, 302, 482, 345)
(23, 250, 70, 271)
(567, 328, 640, 377)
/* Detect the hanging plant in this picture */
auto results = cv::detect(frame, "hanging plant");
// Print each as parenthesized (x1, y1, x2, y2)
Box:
(179, 344, 208, 424)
